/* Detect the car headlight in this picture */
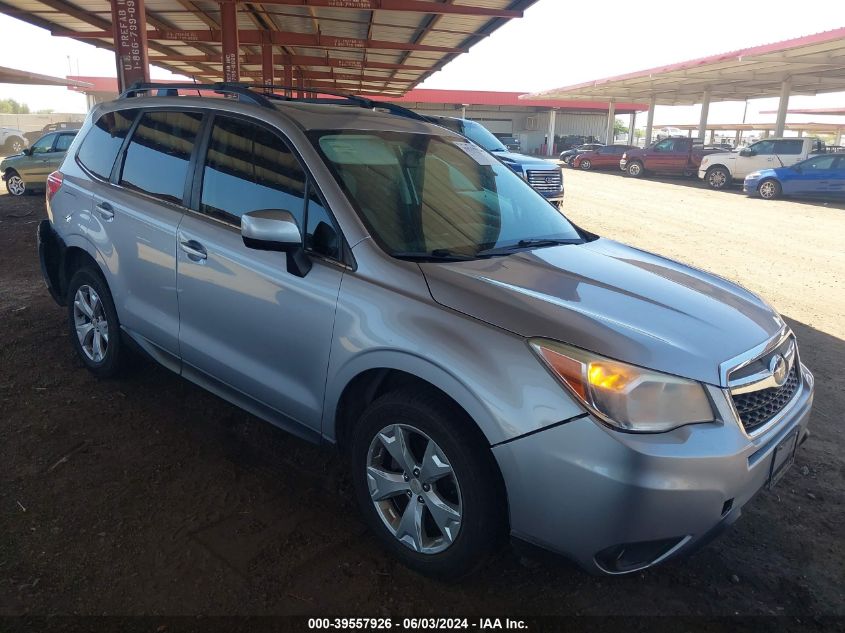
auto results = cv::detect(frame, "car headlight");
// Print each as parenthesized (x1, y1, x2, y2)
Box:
(746, 171, 762, 180)
(621, 153, 627, 159)
(701, 157, 710, 166)
(529, 339, 716, 433)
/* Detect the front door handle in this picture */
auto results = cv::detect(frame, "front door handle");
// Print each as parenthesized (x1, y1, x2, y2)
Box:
(179, 237, 208, 261)
(95, 201, 114, 221)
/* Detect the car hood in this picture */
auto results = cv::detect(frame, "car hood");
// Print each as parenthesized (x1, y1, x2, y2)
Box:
(420, 239, 783, 386)
(493, 151, 558, 168)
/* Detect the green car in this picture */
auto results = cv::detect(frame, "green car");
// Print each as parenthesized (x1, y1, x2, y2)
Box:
(1, 130, 78, 196)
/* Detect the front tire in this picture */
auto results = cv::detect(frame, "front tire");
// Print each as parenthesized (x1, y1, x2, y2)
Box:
(626, 161, 644, 177)
(758, 178, 782, 200)
(350, 388, 504, 579)
(580, 159, 592, 170)
(705, 166, 730, 190)
(5, 170, 26, 196)
(66, 267, 126, 378)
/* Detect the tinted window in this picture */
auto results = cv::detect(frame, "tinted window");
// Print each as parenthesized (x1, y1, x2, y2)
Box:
(654, 139, 675, 151)
(305, 184, 340, 260)
(120, 110, 202, 204)
(775, 139, 804, 155)
(77, 109, 137, 179)
(55, 133, 76, 152)
(31, 134, 56, 154)
(200, 116, 307, 226)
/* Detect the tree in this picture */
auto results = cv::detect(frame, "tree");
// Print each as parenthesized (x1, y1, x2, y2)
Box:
(0, 98, 30, 114)
(614, 120, 628, 137)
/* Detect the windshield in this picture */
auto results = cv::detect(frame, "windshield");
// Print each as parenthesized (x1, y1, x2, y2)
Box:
(460, 120, 508, 153)
(310, 130, 582, 258)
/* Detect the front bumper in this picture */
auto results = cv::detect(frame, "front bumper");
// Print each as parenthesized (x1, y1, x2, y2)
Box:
(743, 178, 762, 196)
(619, 158, 628, 170)
(493, 364, 814, 575)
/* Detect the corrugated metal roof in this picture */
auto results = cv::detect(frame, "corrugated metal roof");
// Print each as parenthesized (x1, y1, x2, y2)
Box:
(0, 0, 540, 95)
(527, 27, 845, 106)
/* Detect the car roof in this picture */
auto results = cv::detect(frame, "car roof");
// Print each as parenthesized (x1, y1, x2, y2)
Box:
(96, 95, 453, 137)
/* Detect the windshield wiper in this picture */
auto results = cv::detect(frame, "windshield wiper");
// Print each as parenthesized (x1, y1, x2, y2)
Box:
(392, 249, 479, 262)
(476, 238, 581, 257)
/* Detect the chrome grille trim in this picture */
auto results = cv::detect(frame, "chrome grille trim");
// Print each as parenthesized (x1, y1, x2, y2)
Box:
(526, 169, 563, 193)
(723, 328, 803, 437)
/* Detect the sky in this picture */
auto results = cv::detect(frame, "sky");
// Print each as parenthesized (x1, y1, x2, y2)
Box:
(1, 0, 845, 125)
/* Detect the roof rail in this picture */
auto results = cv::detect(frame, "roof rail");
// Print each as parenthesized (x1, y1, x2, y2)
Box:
(120, 81, 428, 122)
(120, 82, 276, 108)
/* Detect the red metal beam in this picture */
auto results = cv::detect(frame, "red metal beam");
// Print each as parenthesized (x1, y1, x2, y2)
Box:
(261, 42, 273, 91)
(238, 0, 522, 18)
(237, 69, 414, 83)
(150, 53, 432, 71)
(220, 1, 239, 82)
(58, 28, 467, 53)
(110, 0, 150, 91)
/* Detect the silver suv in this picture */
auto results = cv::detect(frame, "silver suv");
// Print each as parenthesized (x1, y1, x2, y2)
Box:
(38, 84, 814, 578)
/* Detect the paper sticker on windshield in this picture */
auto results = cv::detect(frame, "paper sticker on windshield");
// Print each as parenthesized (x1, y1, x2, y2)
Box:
(453, 141, 497, 166)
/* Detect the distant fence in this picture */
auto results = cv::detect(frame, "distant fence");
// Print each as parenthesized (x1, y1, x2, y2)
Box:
(0, 113, 86, 133)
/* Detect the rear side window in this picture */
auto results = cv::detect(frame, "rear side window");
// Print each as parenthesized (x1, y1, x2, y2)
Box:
(199, 116, 307, 226)
(55, 133, 75, 152)
(77, 109, 137, 179)
(119, 110, 203, 204)
(775, 139, 804, 155)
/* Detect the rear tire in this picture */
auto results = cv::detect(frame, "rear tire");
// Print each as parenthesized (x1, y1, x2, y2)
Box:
(758, 178, 782, 200)
(350, 388, 504, 579)
(5, 170, 26, 196)
(626, 161, 644, 177)
(66, 266, 126, 378)
(705, 166, 730, 190)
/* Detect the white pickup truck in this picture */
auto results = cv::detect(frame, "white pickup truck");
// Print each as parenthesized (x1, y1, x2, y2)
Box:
(699, 137, 827, 190)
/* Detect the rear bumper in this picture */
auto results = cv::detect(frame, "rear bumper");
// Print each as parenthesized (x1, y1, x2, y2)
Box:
(37, 219, 66, 306)
(493, 364, 814, 575)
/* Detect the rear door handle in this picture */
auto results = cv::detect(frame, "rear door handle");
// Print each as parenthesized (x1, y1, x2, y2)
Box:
(95, 201, 114, 221)
(179, 234, 207, 261)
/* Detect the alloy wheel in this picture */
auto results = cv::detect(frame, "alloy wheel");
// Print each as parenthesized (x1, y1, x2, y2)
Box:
(11, 140, 23, 153)
(759, 181, 778, 199)
(366, 424, 462, 555)
(628, 162, 642, 176)
(73, 285, 109, 363)
(708, 169, 727, 189)
(7, 174, 25, 196)
(581, 159, 591, 170)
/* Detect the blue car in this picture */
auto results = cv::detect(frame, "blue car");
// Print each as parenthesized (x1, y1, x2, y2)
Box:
(744, 154, 845, 200)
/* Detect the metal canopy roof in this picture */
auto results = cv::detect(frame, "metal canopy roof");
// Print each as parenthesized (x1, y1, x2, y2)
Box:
(655, 122, 845, 133)
(0, 64, 93, 87)
(525, 28, 845, 106)
(0, 0, 538, 96)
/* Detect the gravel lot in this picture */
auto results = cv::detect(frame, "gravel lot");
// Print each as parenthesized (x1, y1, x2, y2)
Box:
(1, 169, 843, 622)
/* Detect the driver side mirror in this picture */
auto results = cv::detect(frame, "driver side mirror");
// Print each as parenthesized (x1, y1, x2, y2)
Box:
(740, 148, 753, 157)
(241, 209, 312, 277)
(22, 147, 32, 156)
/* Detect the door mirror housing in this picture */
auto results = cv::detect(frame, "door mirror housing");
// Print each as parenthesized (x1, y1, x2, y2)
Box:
(241, 209, 312, 277)
(740, 148, 753, 157)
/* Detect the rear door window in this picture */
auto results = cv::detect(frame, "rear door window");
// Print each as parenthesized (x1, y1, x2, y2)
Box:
(55, 133, 75, 152)
(775, 139, 804, 155)
(77, 109, 137, 179)
(119, 110, 203, 205)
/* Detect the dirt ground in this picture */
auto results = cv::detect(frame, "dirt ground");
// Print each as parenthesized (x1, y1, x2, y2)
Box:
(1, 168, 843, 622)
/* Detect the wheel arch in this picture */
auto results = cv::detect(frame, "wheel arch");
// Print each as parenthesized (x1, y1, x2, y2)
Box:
(59, 240, 108, 304)
(328, 355, 500, 454)
(331, 362, 511, 534)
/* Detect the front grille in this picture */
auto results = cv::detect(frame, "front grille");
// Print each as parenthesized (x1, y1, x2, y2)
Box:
(527, 169, 562, 194)
(732, 365, 799, 433)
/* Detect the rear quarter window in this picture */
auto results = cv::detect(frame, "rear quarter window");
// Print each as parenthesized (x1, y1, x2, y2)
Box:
(76, 109, 138, 180)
